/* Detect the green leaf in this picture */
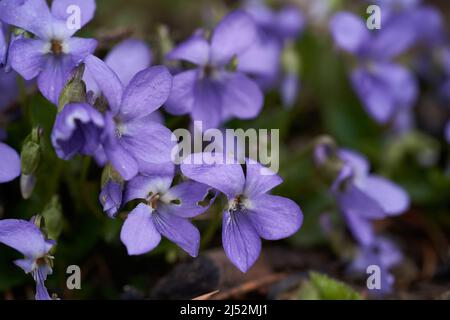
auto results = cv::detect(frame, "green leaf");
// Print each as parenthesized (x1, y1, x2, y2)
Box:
(299, 271, 361, 300)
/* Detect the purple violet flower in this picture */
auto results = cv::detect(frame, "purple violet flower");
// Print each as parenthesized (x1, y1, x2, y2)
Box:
(181, 153, 303, 272)
(0, 141, 20, 183)
(51, 102, 105, 160)
(350, 236, 403, 294)
(0, 219, 56, 300)
(84, 54, 174, 181)
(165, 10, 263, 129)
(333, 149, 410, 246)
(82, 39, 161, 167)
(0, 0, 97, 104)
(330, 11, 418, 124)
(120, 170, 214, 257)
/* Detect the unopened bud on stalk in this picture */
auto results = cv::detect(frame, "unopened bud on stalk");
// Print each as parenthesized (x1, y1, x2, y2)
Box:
(42, 196, 64, 240)
(20, 127, 43, 199)
(20, 174, 36, 200)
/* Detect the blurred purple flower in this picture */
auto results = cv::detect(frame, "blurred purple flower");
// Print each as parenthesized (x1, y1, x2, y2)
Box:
(245, 1, 305, 41)
(445, 121, 450, 143)
(165, 10, 263, 129)
(371, 0, 421, 10)
(181, 153, 303, 272)
(241, 2, 305, 107)
(350, 236, 403, 294)
(240, 2, 305, 81)
(0, 142, 20, 183)
(84, 55, 174, 181)
(0, 219, 55, 300)
(51, 102, 105, 160)
(333, 149, 409, 246)
(330, 12, 418, 124)
(99, 180, 123, 218)
(0, 0, 97, 104)
(371, 0, 444, 46)
(120, 171, 213, 257)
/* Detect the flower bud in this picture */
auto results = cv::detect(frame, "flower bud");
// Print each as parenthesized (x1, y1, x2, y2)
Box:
(20, 127, 42, 199)
(21, 141, 40, 175)
(42, 196, 64, 240)
(20, 174, 36, 200)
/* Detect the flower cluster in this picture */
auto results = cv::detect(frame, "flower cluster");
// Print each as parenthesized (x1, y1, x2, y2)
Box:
(330, 0, 443, 131)
(2, 0, 448, 300)
(0, 0, 306, 299)
(315, 142, 409, 293)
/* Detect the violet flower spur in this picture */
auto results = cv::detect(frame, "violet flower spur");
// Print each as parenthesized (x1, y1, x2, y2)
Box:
(0, 0, 97, 104)
(330, 12, 418, 125)
(332, 149, 410, 246)
(120, 172, 214, 257)
(0, 219, 56, 300)
(99, 164, 127, 218)
(99, 179, 123, 218)
(181, 153, 303, 272)
(165, 10, 263, 129)
(84, 54, 174, 181)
